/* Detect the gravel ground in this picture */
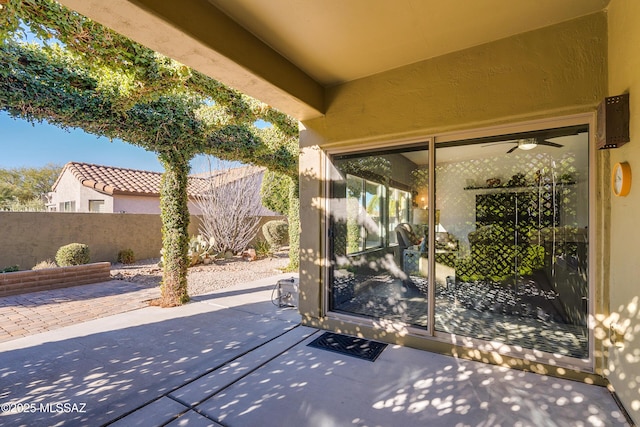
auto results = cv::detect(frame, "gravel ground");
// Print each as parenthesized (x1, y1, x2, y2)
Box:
(110, 250, 290, 296)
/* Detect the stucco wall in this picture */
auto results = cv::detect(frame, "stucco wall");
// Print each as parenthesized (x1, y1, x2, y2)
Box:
(0, 212, 284, 270)
(606, 0, 640, 423)
(113, 195, 202, 215)
(298, 12, 608, 379)
(304, 13, 607, 146)
(50, 171, 114, 212)
(0, 212, 192, 269)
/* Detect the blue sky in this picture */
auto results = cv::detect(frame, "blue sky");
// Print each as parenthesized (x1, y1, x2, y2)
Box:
(1, 111, 165, 172)
(1, 28, 264, 174)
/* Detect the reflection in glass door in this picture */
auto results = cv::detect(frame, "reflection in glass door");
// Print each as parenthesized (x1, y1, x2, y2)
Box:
(328, 148, 431, 328)
(326, 124, 591, 362)
(433, 126, 590, 359)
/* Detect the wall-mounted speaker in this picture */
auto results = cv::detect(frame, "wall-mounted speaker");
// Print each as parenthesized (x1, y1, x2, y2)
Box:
(597, 93, 630, 149)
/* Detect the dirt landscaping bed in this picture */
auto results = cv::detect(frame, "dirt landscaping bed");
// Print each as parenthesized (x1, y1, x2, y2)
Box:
(110, 250, 291, 296)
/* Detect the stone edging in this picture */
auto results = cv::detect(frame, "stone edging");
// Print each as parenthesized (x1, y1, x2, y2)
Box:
(0, 262, 111, 297)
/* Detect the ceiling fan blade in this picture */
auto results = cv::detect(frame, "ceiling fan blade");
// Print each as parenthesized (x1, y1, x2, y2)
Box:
(506, 145, 518, 154)
(482, 140, 516, 147)
(538, 140, 563, 148)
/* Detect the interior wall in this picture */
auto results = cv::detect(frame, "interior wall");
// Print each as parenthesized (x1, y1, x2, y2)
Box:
(436, 137, 590, 247)
(606, 0, 640, 423)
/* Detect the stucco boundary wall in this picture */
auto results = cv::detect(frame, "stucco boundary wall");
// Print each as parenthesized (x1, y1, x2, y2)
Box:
(0, 262, 111, 297)
(0, 212, 284, 270)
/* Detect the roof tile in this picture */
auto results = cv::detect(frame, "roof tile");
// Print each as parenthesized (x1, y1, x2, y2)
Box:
(53, 162, 212, 197)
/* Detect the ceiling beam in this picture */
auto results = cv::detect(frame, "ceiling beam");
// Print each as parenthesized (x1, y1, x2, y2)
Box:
(59, 0, 325, 120)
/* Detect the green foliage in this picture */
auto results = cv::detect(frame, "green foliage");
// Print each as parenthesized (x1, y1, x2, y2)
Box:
(0, 164, 61, 210)
(55, 243, 90, 266)
(187, 235, 217, 267)
(117, 249, 135, 264)
(32, 259, 57, 270)
(1, 265, 20, 273)
(260, 171, 291, 215)
(0, 0, 301, 305)
(1, 197, 47, 211)
(159, 152, 191, 305)
(287, 181, 300, 270)
(253, 239, 273, 258)
(262, 220, 289, 251)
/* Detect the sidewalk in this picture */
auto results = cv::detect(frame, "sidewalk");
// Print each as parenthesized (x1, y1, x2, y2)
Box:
(0, 275, 632, 427)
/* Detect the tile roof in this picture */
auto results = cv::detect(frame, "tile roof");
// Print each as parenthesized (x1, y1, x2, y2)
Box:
(52, 162, 211, 197)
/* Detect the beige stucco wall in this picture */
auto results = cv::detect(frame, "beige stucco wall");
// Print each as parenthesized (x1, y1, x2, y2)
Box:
(0, 212, 199, 269)
(299, 12, 609, 382)
(113, 195, 203, 215)
(304, 13, 606, 146)
(0, 213, 284, 271)
(606, 0, 640, 423)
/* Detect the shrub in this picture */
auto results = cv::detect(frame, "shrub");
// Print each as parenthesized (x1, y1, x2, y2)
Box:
(1, 265, 19, 273)
(262, 220, 288, 251)
(55, 243, 90, 266)
(253, 239, 273, 258)
(117, 249, 136, 264)
(32, 260, 57, 270)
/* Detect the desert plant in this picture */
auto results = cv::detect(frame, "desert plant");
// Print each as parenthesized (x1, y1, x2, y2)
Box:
(32, 259, 57, 270)
(117, 249, 136, 264)
(253, 239, 273, 258)
(187, 235, 217, 266)
(262, 220, 289, 251)
(1, 265, 19, 273)
(55, 243, 90, 266)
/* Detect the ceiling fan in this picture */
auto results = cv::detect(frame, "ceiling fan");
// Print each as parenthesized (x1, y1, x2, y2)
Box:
(482, 137, 563, 154)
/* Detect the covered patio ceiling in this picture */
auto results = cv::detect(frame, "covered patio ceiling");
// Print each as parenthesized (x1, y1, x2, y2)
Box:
(59, 0, 609, 121)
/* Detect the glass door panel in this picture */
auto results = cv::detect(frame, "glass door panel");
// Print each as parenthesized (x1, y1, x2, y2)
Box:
(329, 147, 430, 328)
(434, 126, 590, 359)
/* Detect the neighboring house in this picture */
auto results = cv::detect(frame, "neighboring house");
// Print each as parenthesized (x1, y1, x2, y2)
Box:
(57, 2, 640, 423)
(48, 161, 275, 216)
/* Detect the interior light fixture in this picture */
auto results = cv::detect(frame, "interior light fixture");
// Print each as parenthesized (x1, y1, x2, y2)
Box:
(517, 138, 538, 150)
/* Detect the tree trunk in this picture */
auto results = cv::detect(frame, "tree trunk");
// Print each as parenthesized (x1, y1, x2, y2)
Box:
(287, 178, 300, 270)
(158, 151, 192, 307)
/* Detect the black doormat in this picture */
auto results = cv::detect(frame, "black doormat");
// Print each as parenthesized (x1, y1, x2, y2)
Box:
(307, 332, 387, 362)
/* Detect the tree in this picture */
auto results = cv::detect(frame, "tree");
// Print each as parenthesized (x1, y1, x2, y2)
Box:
(194, 160, 264, 254)
(0, 0, 299, 306)
(0, 163, 61, 210)
(260, 170, 292, 216)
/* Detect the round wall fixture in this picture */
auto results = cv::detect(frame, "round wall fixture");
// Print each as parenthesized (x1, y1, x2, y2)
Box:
(612, 161, 632, 197)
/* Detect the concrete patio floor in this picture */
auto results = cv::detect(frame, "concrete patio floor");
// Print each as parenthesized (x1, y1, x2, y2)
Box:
(0, 274, 631, 427)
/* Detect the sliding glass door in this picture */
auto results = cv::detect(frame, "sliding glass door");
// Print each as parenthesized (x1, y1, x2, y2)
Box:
(326, 123, 591, 361)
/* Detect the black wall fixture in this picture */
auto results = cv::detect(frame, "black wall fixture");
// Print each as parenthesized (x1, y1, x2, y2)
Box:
(597, 93, 630, 149)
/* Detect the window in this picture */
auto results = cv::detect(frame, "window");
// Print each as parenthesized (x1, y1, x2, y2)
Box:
(345, 174, 384, 254)
(89, 200, 105, 213)
(388, 187, 411, 245)
(329, 148, 429, 327)
(59, 201, 76, 212)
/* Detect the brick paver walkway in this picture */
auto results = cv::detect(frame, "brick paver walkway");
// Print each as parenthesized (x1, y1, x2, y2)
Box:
(0, 280, 159, 343)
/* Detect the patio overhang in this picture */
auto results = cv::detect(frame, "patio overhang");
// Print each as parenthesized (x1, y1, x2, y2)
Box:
(58, 0, 609, 122)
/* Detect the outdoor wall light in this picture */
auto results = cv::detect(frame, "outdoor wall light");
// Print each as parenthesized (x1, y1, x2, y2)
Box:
(597, 93, 630, 149)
